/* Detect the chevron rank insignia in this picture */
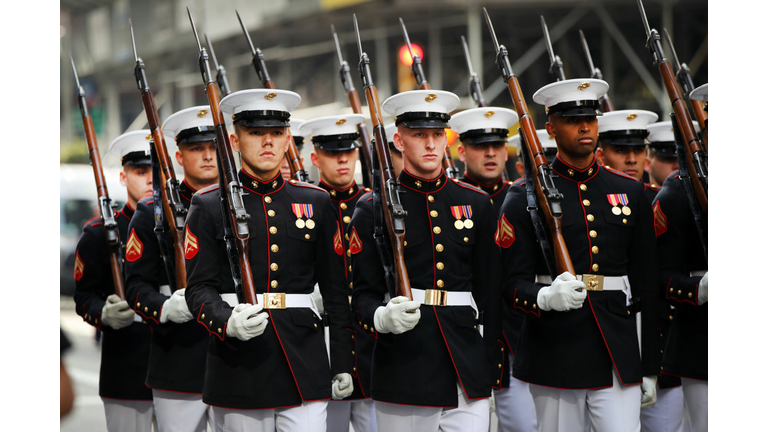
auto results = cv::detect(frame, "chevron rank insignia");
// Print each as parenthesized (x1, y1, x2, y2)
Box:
(653, 202, 667, 237)
(349, 227, 363, 255)
(333, 225, 344, 256)
(184, 227, 199, 260)
(499, 215, 515, 248)
(74, 251, 84, 281)
(125, 228, 143, 262)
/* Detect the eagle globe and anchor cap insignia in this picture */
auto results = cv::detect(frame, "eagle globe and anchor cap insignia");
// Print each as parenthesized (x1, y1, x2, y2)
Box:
(184, 227, 199, 260)
(125, 228, 143, 262)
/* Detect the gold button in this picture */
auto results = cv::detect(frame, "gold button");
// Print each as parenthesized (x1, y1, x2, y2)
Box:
(430, 210, 438, 217)
(660, 366, 664, 371)
(404, 241, 407, 246)
(533, 304, 537, 309)
(627, 310, 631, 315)
(496, 380, 500, 385)
(209, 320, 213, 326)
(201, 314, 205, 319)
(623, 219, 628, 224)
(218, 328, 222, 333)
(678, 290, 682, 295)
(331, 190, 337, 197)
(436, 244, 444, 252)
(268, 210, 276, 217)
(271, 280, 278, 288)
(433, 227, 441, 234)
(498, 363, 502, 369)
(670, 287, 674, 292)
(354, 367, 357, 372)
(265, 196, 272, 203)
(364, 324, 368, 330)
(144, 307, 149, 312)
(136, 302, 140, 308)
(347, 250, 352, 257)
(688, 292, 693, 298)
(501, 347, 504, 352)
(436, 262, 444, 270)
(95, 319, 98, 324)
(669, 315, 673, 321)
(349, 282, 353, 289)
(345, 234, 349, 241)
(153, 311, 157, 316)
(463, 237, 469, 243)
(588, 168, 594, 175)
(270, 263, 278, 271)
(314, 323, 318, 328)
(271, 244, 279, 252)
(583, 199, 591, 206)
(428, 195, 435, 202)
(580, 184, 587, 191)
(661, 349, 664, 354)
(436, 280, 444, 288)
(341, 203, 348, 210)
(515, 298, 519, 303)
(343, 216, 351, 224)
(592, 246, 599, 254)
(352, 351, 356, 355)
(523, 300, 527, 306)
(349, 266, 352, 272)
(587, 214, 594, 222)
(589, 230, 597, 238)
(592, 263, 599, 272)
(305, 234, 310, 240)
(269, 226, 277, 234)
(141, 320, 146, 324)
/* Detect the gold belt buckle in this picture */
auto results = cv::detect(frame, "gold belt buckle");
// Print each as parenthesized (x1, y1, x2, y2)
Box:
(424, 289, 448, 306)
(263, 293, 286, 309)
(582, 274, 604, 291)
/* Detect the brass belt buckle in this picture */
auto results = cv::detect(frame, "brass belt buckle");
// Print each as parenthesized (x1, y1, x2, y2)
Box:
(582, 274, 604, 291)
(263, 293, 286, 309)
(424, 289, 448, 306)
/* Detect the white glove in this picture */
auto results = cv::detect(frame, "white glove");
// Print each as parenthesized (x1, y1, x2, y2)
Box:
(697, 272, 708, 305)
(537, 272, 587, 312)
(331, 373, 354, 400)
(226, 303, 269, 341)
(101, 294, 135, 330)
(640, 375, 658, 409)
(373, 296, 421, 334)
(159, 288, 194, 324)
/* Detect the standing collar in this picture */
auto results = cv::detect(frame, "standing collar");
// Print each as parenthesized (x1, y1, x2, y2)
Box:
(121, 202, 135, 220)
(461, 172, 505, 196)
(551, 154, 600, 182)
(399, 169, 447, 193)
(318, 181, 360, 200)
(179, 178, 198, 201)
(239, 170, 285, 195)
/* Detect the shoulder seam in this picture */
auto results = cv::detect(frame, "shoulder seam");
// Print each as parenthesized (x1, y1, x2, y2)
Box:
(604, 166, 641, 182)
(453, 179, 489, 196)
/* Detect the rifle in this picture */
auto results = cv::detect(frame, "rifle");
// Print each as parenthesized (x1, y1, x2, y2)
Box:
(460, 35, 509, 182)
(483, 8, 575, 278)
(662, 28, 707, 149)
(578, 30, 614, 112)
(332, 24, 374, 189)
(670, 113, 707, 259)
(399, 18, 460, 179)
(354, 14, 412, 301)
(187, 7, 259, 305)
(129, 21, 187, 292)
(636, 0, 707, 216)
(71, 57, 126, 300)
(148, 145, 177, 295)
(205, 33, 232, 97)
(236, 10, 309, 182)
(540, 16, 566, 81)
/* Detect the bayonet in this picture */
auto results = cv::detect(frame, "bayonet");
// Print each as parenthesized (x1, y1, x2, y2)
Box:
(398, 18, 429, 89)
(578, 29, 613, 111)
(541, 16, 565, 81)
(461, 35, 487, 108)
(206, 33, 232, 97)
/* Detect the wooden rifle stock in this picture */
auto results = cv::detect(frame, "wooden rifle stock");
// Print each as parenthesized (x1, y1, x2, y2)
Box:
(189, 8, 258, 304)
(72, 59, 126, 300)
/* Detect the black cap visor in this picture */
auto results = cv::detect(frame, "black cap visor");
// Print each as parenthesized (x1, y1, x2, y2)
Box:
(233, 110, 291, 128)
(176, 126, 216, 145)
(122, 151, 152, 166)
(395, 111, 451, 129)
(547, 100, 602, 117)
(650, 141, 677, 158)
(312, 133, 361, 152)
(460, 128, 509, 146)
(598, 129, 649, 146)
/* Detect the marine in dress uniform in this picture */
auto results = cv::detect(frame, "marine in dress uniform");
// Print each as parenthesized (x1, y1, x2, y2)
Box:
(651, 84, 708, 432)
(511, 129, 558, 178)
(646, 121, 700, 188)
(594, 110, 661, 202)
(451, 107, 537, 432)
(183, 89, 355, 432)
(280, 118, 306, 180)
(73, 130, 155, 432)
(498, 79, 661, 432)
(384, 122, 404, 177)
(124, 106, 220, 432)
(349, 90, 504, 432)
(300, 114, 378, 432)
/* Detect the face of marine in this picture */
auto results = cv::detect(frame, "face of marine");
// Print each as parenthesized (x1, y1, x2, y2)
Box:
(120, 164, 153, 208)
(231, 126, 290, 181)
(595, 143, 648, 181)
(176, 140, 219, 190)
(458, 141, 508, 185)
(648, 150, 679, 185)
(311, 147, 358, 190)
(394, 126, 447, 179)
(546, 115, 598, 169)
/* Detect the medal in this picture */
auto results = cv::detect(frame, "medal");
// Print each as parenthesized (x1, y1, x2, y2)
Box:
(292, 203, 315, 229)
(295, 219, 306, 229)
(454, 220, 464, 230)
(306, 219, 316, 230)
(612, 206, 621, 215)
(463, 219, 474, 229)
(622, 206, 631, 216)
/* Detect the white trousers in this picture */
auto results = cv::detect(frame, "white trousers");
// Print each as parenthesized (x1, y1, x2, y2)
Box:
(640, 385, 689, 432)
(494, 353, 538, 432)
(529, 369, 641, 432)
(211, 400, 328, 432)
(326, 398, 377, 432)
(375, 384, 489, 432)
(103, 398, 156, 432)
(152, 389, 212, 432)
(681, 379, 707, 432)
